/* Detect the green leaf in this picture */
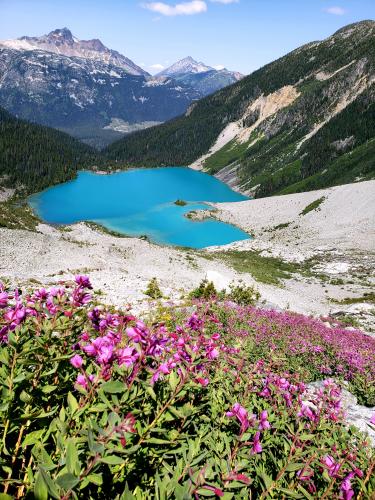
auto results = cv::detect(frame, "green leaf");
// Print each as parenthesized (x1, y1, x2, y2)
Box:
(34, 471, 48, 500)
(67, 392, 79, 413)
(20, 390, 32, 403)
(39, 467, 60, 499)
(66, 439, 80, 475)
(87, 473, 103, 486)
(279, 488, 304, 498)
(121, 482, 136, 500)
(285, 463, 306, 472)
(22, 429, 45, 447)
(101, 455, 125, 465)
(145, 438, 171, 445)
(169, 371, 179, 392)
(146, 385, 157, 400)
(56, 472, 80, 491)
(41, 385, 58, 394)
(101, 380, 125, 393)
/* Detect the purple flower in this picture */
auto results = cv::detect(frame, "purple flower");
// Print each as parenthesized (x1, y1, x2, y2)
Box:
(71, 288, 92, 307)
(259, 410, 271, 430)
(370, 413, 375, 425)
(75, 275, 92, 289)
(75, 373, 94, 390)
(187, 313, 203, 331)
(97, 344, 114, 364)
(251, 431, 263, 454)
(321, 455, 341, 477)
(207, 347, 219, 360)
(298, 403, 317, 422)
(117, 347, 138, 367)
(226, 403, 250, 435)
(70, 354, 83, 368)
(0, 292, 9, 308)
(340, 473, 355, 500)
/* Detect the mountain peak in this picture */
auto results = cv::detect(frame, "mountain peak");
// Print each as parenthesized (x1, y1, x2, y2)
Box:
(158, 57, 213, 77)
(48, 27, 73, 38)
(1, 28, 149, 76)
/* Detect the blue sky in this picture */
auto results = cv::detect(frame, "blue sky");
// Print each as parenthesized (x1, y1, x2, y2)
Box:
(1, 0, 374, 74)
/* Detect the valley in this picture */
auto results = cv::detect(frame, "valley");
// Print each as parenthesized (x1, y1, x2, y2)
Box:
(1, 7, 375, 497)
(1, 180, 374, 334)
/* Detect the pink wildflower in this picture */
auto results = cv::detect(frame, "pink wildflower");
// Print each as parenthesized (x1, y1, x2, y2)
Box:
(259, 410, 271, 430)
(117, 347, 138, 367)
(0, 292, 8, 308)
(321, 455, 341, 477)
(75, 275, 92, 289)
(70, 354, 83, 368)
(340, 472, 355, 500)
(226, 403, 250, 435)
(251, 431, 263, 454)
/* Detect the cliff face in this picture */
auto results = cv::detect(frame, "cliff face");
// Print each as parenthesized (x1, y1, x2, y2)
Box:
(105, 21, 375, 197)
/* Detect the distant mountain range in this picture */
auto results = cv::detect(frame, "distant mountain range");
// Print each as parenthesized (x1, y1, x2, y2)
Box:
(105, 21, 375, 197)
(0, 28, 243, 148)
(157, 56, 243, 95)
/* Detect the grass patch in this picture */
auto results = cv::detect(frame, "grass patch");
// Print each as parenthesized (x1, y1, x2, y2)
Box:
(204, 138, 254, 174)
(0, 200, 39, 231)
(216, 250, 304, 285)
(300, 196, 326, 216)
(336, 293, 375, 305)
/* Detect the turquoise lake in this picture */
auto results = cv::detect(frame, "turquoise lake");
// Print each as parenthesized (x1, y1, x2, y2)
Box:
(29, 167, 250, 249)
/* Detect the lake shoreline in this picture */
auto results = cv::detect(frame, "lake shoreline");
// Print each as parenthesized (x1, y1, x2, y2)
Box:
(1, 180, 374, 333)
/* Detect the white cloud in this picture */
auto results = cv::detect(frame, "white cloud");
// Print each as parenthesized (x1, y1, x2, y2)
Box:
(149, 63, 165, 70)
(213, 64, 225, 70)
(210, 0, 239, 3)
(142, 1, 207, 16)
(323, 6, 346, 15)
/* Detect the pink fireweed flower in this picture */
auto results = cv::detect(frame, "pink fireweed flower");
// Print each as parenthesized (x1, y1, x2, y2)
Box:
(196, 377, 209, 386)
(206, 347, 219, 359)
(71, 288, 92, 307)
(96, 344, 114, 365)
(370, 413, 375, 425)
(4, 303, 27, 329)
(226, 403, 250, 435)
(32, 288, 49, 301)
(258, 410, 271, 430)
(251, 431, 263, 454)
(75, 373, 95, 390)
(75, 275, 92, 289)
(70, 354, 84, 368)
(0, 292, 9, 308)
(187, 312, 203, 331)
(298, 403, 317, 422)
(340, 472, 355, 500)
(126, 326, 146, 343)
(117, 347, 139, 367)
(321, 455, 341, 477)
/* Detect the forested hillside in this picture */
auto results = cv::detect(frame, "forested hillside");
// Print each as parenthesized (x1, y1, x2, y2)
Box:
(104, 21, 375, 197)
(0, 106, 100, 194)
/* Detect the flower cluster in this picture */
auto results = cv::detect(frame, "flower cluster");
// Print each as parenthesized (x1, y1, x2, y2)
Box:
(0, 279, 374, 499)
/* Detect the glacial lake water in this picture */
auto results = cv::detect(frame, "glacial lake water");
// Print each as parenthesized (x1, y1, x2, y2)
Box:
(29, 167, 250, 249)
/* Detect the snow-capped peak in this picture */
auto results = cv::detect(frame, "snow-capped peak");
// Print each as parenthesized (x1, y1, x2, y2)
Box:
(0, 28, 149, 77)
(157, 56, 213, 77)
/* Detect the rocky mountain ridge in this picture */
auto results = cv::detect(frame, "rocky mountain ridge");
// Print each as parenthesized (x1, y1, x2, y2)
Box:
(0, 29, 243, 147)
(1, 28, 149, 76)
(158, 56, 243, 96)
(105, 20, 375, 197)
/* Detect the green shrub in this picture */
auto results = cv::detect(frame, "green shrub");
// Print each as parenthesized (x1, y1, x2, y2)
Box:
(144, 277, 163, 299)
